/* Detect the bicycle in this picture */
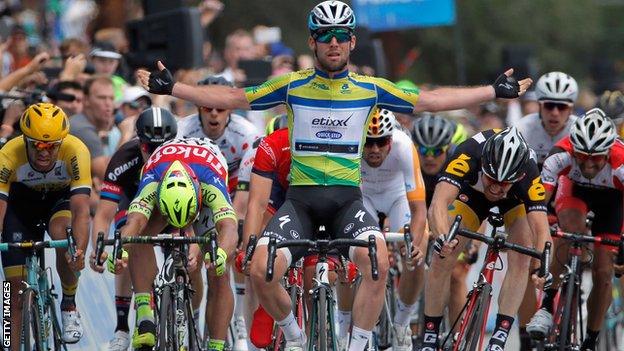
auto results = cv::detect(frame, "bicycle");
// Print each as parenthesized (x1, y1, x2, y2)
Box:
(0, 227, 78, 351)
(441, 213, 551, 351)
(265, 229, 380, 351)
(531, 228, 624, 351)
(95, 229, 220, 351)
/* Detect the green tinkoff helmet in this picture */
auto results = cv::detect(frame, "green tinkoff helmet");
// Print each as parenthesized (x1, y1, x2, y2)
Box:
(157, 160, 202, 228)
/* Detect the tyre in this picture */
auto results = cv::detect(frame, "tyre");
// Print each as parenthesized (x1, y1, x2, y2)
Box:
(21, 288, 45, 351)
(455, 284, 491, 351)
(318, 289, 328, 351)
(158, 285, 174, 351)
(558, 273, 577, 351)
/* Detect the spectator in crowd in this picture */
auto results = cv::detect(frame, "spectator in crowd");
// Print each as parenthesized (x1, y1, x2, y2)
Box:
(115, 86, 153, 147)
(219, 29, 257, 85)
(49, 80, 84, 116)
(7, 25, 32, 71)
(69, 75, 116, 180)
(89, 41, 127, 102)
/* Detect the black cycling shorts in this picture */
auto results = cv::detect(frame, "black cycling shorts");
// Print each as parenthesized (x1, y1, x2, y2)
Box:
(2, 183, 70, 276)
(257, 185, 382, 266)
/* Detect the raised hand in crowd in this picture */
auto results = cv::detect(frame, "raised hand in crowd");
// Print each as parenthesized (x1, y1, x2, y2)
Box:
(59, 53, 87, 81)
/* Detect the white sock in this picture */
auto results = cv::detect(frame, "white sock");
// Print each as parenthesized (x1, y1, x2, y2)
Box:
(235, 283, 246, 318)
(349, 326, 372, 351)
(276, 312, 304, 342)
(336, 309, 352, 339)
(394, 298, 416, 326)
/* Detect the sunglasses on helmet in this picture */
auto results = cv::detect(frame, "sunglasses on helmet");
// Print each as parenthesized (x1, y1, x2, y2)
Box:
(365, 136, 391, 148)
(25, 137, 62, 151)
(417, 145, 448, 157)
(312, 28, 352, 44)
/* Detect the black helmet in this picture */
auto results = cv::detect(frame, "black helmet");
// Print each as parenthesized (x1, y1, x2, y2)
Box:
(481, 127, 530, 183)
(596, 90, 624, 123)
(197, 75, 235, 87)
(412, 113, 456, 148)
(136, 107, 177, 145)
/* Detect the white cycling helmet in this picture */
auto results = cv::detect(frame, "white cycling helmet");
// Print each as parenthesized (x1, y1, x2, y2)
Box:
(570, 108, 617, 154)
(308, 1, 356, 32)
(367, 108, 395, 138)
(535, 71, 579, 103)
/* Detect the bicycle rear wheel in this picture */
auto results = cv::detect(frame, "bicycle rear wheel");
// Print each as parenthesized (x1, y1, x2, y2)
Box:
(454, 284, 491, 351)
(21, 288, 44, 351)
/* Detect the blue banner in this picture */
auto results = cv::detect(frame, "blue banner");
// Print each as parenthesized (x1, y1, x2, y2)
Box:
(352, 0, 456, 32)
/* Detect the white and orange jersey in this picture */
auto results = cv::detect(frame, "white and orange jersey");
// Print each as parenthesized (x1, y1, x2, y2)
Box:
(361, 129, 425, 202)
(360, 129, 425, 230)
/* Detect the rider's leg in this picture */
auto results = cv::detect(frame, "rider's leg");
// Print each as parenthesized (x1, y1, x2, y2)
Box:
(487, 208, 533, 350)
(250, 246, 302, 342)
(448, 261, 469, 329)
(205, 266, 235, 346)
(114, 271, 133, 332)
(582, 243, 615, 349)
(127, 215, 166, 346)
(336, 273, 355, 341)
(422, 201, 478, 348)
(48, 214, 78, 310)
(349, 236, 390, 350)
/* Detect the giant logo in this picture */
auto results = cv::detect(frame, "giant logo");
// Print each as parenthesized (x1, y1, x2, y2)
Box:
(315, 130, 343, 139)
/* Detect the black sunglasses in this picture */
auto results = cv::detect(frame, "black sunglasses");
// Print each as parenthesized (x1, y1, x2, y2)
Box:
(542, 102, 571, 111)
(365, 136, 391, 148)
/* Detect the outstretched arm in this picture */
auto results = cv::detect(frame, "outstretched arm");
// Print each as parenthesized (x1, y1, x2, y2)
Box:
(136, 61, 250, 110)
(414, 69, 532, 113)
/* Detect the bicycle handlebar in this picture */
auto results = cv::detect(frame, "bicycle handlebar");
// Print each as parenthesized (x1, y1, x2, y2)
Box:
(0, 238, 69, 251)
(265, 235, 379, 282)
(550, 227, 624, 278)
(447, 215, 551, 278)
(95, 231, 219, 267)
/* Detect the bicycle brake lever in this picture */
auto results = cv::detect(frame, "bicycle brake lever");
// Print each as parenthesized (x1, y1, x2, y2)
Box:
(95, 232, 105, 266)
(539, 241, 552, 280)
(403, 224, 414, 271)
(242, 235, 257, 271)
(66, 227, 77, 262)
(368, 234, 379, 281)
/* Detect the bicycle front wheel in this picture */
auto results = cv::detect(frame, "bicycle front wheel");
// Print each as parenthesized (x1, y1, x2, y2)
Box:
(558, 273, 579, 351)
(158, 285, 175, 351)
(21, 288, 44, 351)
(318, 290, 328, 351)
(455, 284, 491, 351)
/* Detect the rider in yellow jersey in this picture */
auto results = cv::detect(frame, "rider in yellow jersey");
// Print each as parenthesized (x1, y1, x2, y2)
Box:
(0, 103, 92, 349)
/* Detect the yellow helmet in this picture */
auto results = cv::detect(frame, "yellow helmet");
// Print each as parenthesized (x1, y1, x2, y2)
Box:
(20, 103, 69, 141)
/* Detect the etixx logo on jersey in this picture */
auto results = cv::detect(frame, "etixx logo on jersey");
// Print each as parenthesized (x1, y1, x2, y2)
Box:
(311, 114, 353, 128)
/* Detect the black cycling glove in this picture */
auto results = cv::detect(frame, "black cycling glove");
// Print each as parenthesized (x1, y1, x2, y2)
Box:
(492, 73, 520, 98)
(148, 67, 174, 95)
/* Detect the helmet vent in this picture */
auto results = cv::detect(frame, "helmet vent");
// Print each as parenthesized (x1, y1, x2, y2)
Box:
(52, 108, 60, 117)
(33, 106, 42, 116)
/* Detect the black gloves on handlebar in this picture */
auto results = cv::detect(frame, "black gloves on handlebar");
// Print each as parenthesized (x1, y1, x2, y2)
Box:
(492, 73, 520, 98)
(148, 67, 174, 95)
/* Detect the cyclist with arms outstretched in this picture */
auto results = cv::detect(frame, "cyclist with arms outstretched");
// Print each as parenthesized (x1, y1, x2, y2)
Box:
(136, 2, 531, 349)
